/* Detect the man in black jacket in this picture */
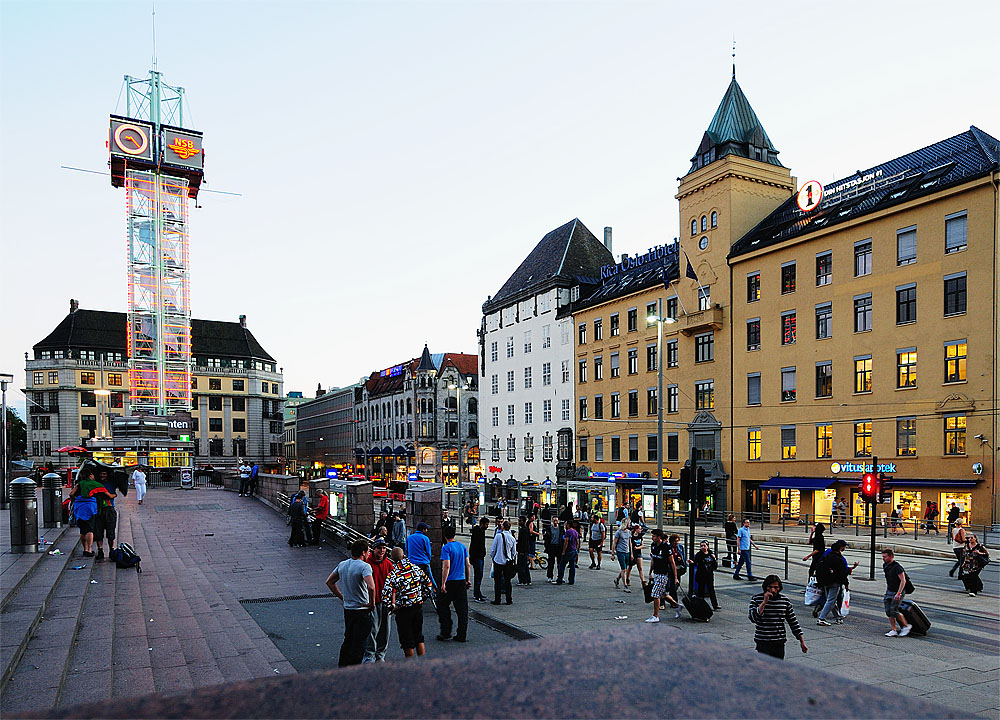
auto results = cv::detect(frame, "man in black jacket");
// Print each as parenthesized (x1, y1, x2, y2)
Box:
(469, 517, 488, 602)
(815, 540, 859, 626)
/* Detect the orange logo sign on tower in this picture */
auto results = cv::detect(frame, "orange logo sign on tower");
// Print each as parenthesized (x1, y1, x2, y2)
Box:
(167, 137, 201, 160)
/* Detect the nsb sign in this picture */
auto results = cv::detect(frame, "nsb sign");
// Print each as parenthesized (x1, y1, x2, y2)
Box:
(831, 461, 896, 474)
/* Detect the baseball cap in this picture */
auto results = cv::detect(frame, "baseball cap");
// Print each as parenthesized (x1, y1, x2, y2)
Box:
(831, 539, 848, 551)
(416, 522, 429, 531)
(371, 537, 387, 547)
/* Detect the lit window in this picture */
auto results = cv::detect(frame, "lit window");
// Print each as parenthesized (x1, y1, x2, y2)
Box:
(781, 311, 796, 345)
(815, 362, 832, 398)
(944, 340, 966, 383)
(816, 424, 832, 459)
(695, 380, 714, 410)
(781, 263, 796, 294)
(944, 415, 966, 455)
(747, 272, 760, 303)
(897, 350, 917, 388)
(748, 428, 761, 460)
(781, 426, 796, 459)
(854, 356, 872, 393)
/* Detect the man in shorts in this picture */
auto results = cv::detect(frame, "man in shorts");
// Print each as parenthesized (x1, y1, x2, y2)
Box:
(588, 514, 606, 570)
(645, 530, 678, 623)
(881, 549, 912, 637)
(382, 546, 434, 658)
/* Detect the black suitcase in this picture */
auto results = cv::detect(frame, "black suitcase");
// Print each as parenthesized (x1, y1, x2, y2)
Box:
(899, 600, 930, 636)
(682, 593, 714, 622)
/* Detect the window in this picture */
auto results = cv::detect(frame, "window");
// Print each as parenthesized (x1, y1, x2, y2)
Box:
(561, 399, 570, 421)
(667, 433, 679, 462)
(578, 359, 587, 383)
(815, 362, 832, 398)
(666, 385, 678, 413)
(646, 344, 657, 372)
(593, 318, 603, 341)
(80, 372, 95, 385)
(854, 356, 872, 393)
(232, 397, 245, 412)
(33, 372, 43, 385)
(944, 340, 967, 383)
(695, 380, 714, 410)
(896, 284, 916, 324)
(816, 252, 832, 286)
(491, 374, 498, 394)
(542, 325, 551, 349)
(666, 297, 678, 320)
(647, 434, 658, 462)
(815, 303, 832, 340)
(627, 435, 638, 462)
(594, 356, 603, 381)
(490, 341, 498, 363)
(781, 426, 796, 459)
(491, 437, 500, 462)
(492, 407, 499, 427)
(747, 272, 760, 302)
(896, 417, 917, 456)
(542, 362, 551, 386)
(595, 437, 604, 462)
(781, 263, 796, 294)
(209, 439, 224, 457)
(227, 379, 243, 392)
(854, 240, 872, 276)
(110, 393, 123, 409)
(44, 371, 57, 385)
(781, 367, 796, 402)
(80, 350, 96, 361)
(627, 308, 637, 332)
(698, 287, 710, 311)
(694, 333, 714, 363)
(593, 395, 603, 419)
(628, 348, 638, 375)
(611, 436, 621, 462)
(578, 323, 587, 345)
(610, 393, 620, 418)
(209, 417, 223, 432)
(191, 377, 197, 389)
(506, 337, 514, 358)
(897, 226, 917, 265)
(628, 390, 638, 417)
(816, 424, 832, 459)
(524, 367, 532, 389)
(854, 294, 872, 332)
(542, 434, 553, 461)
(701, 215, 708, 231)
(543, 399, 552, 423)
(746, 319, 760, 351)
(945, 211, 967, 254)
(943, 273, 967, 316)
(208, 378, 222, 391)
(608, 352, 620, 379)
(748, 428, 761, 460)
(666, 340, 678, 368)
(209, 396, 223, 411)
(507, 436, 516, 462)
(781, 311, 796, 345)
(523, 331, 532, 354)
(944, 415, 966, 455)
(81, 415, 97, 433)
(747, 373, 761, 405)
(646, 303, 657, 327)
(897, 349, 917, 388)
(579, 438, 588, 462)
(711, 211, 717, 228)
(233, 418, 246, 433)
(578, 397, 587, 420)
(854, 421, 872, 457)
(507, 370, 515, 392)
(561, 323, 570, 346)
(524, 435, 534, 462)
(691, 219, 697, 236)
(610, 313, 619, 337)
(507, 405, 515, 425)
(647, 388, 658, 415)
(561, 360, 570, 383)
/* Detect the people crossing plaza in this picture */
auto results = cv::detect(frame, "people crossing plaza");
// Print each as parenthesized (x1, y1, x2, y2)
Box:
(733, 518, 759, 581)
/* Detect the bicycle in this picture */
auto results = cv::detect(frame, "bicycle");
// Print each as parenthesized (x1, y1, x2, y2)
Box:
(528, 551, 548, 570)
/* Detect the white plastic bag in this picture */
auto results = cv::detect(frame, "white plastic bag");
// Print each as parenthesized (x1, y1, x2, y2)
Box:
(804, 577, 823, 606)
(840, 589, 851, 617)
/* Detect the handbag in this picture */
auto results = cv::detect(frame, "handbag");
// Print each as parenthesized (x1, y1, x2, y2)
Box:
(804, 577, 823, 606)
(502, 535, 517, 580)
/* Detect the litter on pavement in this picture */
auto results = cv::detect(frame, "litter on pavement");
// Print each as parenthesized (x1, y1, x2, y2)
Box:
(614, 616, 628, 620)
(71, 565, 87, 570)
(48, 549, 64, 555)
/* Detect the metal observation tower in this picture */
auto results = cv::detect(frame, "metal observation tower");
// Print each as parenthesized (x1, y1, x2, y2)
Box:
(109, 71, 204, 416)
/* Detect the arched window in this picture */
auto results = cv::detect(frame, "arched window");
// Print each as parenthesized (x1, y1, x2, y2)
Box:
(690, 219, 697, 236)
(406, 398, 412, 414)
(701, 215, 707, 231)
(447, 396, 457, 411)
(711, 211, 717, 228)
(468, 398, 478, 415)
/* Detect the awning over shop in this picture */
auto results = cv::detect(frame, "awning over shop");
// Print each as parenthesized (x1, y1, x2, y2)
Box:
(760, 477, 836, 491)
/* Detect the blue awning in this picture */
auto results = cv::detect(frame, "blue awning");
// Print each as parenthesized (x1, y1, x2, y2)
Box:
(760, 477, 836, 490)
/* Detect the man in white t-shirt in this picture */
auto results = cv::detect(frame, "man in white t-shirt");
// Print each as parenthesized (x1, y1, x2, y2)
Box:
(238, 461, 251, 496)
(130, 466, 147, 505)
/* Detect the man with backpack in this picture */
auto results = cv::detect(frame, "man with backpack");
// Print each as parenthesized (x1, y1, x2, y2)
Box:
(814, 540, 858, 626)
(588, 514, 606, 570)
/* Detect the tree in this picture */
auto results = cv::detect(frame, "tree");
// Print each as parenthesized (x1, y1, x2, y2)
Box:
(5, 408, 27, 460)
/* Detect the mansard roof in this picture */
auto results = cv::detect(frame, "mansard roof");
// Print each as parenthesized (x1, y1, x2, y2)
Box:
(688, 76, 782, 174)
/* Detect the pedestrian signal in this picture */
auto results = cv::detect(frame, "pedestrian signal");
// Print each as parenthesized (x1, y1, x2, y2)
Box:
(860, 472, 879, 503)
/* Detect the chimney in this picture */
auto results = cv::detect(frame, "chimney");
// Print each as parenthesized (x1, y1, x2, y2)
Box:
(239, 314, 246, 328)
(70, 298, 79, 314)
(603, 227, 612, 252)
(316, 382, 326, 398)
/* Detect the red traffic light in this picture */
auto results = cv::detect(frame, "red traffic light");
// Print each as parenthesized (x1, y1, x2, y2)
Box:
(860, 472, 879, 502)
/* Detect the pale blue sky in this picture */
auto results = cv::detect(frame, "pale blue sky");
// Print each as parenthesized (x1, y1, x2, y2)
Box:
(2, 0, 998, 415)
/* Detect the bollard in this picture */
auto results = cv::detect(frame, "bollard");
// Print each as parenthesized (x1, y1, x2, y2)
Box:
(784, 545, 789, 580)
(9, 476, 39, 553)
(782, 516, 786, 532)
(41, 473, 63, 529)
(914, 519, 918, 540)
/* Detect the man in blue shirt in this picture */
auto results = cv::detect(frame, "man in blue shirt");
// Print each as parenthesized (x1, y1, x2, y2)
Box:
(733, 518, 759, 581)
(406, 522, 435, 589)
(436, 524, 472, 642)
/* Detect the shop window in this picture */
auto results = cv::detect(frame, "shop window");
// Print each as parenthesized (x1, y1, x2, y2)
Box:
(944, 340, 966, 383)
(781, 263, 796, 294)
(748, 428, 761, 460)
(944, 415, 966, 455)
(747, 373, 761, 406)
(816, 424, 832, 458)
(780, 426, 796, 459)
(781, 311, 796, 345)
(815, 303, 832, 340)
(854, 420, 872, 457)
(943, 273, 967, 316)
(944, 211, 967, 254)
(746, 318, 760, 351)
(747, 272, 760, 303)
(854, 239, 872, 277)
(815, 252, 832, 286)
(854, 356, 872, 393)
(896, 285, 917, 324)
(695, 380, 714, 410)
(781, 367, 796, 402)
(896, 417, 917, 456)
(815, 362, 832, 398)
(896, 226, 917, 266)
(897, 349, 917, 388)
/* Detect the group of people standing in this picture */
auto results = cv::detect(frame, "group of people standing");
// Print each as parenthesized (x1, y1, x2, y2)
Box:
(287, 488, 329, 547)
(69, 465, 119, 560)
(237, 460, 260, 497)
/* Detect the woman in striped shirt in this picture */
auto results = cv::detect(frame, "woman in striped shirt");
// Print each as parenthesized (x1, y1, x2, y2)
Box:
(748, 575, 808, 659)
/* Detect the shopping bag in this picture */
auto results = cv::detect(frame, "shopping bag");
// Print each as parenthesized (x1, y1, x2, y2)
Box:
(804, 577, 823, 606)
(840, 589, 851, 617)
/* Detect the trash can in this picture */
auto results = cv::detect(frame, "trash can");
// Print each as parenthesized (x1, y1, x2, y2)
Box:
(41, 473, 63, 529)
(9, 476, 39, 553)
(180, 468, 194, 490)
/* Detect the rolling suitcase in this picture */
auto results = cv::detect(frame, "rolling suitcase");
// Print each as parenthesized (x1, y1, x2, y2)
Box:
(682, 592, 714, 622)
(899, 600, 930, 636)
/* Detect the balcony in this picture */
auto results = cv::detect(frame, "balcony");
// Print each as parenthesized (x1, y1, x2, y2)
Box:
(680, 304, 724, 336)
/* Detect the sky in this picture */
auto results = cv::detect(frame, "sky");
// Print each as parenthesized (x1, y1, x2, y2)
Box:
(2, 0, 998, 417)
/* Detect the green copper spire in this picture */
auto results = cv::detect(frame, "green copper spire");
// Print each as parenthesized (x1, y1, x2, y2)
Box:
(688, 77, 783, 174)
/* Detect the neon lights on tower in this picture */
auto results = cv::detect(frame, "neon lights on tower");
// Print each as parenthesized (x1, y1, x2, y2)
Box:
(109, 71, 204, 415)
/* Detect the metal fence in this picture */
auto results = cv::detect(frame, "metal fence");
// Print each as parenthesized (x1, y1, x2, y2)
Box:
(145, 468, 226, 490)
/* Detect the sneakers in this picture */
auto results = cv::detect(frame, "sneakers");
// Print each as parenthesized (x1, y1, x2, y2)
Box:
(969, 592, 977, 597)
(885, 630, 899, 637)
(834, 618, 845, 625)
(732, 574, 742, 580)
(816, 619, 832, 626)
(623, 586, 632, 593)
(614, 577, 620, 589)
(589, 563, 597, 569)
(96, 549, 105, 561)
(644, 616, 660, 623)
(474, 597, 487, 603)
(674, 611, 682, 619)
(898, 624, 912, 637)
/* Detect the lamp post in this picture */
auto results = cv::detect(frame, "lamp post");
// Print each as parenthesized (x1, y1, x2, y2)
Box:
(647, 301, 677, 530)
(447, 380, 468, 486)
(1, 373, 13, 510)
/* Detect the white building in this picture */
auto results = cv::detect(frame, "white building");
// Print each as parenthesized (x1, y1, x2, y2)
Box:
(479, 219, 613, 501)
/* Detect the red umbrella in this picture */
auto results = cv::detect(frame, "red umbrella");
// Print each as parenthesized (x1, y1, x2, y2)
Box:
(56, 446, 90, 455)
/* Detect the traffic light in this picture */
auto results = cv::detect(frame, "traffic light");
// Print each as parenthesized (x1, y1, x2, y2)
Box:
(679, 466, 691, 501)
(860, 471, 880, 503)
(879, 474, 893, 504)
(696, 466, 707, 501)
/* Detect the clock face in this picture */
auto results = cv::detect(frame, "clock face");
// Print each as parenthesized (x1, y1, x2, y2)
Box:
(114, 123, 149, 155)
(699, 236, 709, 250)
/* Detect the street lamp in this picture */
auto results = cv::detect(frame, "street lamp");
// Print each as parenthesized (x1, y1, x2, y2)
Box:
(647, 301, 677, 530)
(1, 373, 13, 510)
(447, 380, 468, 486)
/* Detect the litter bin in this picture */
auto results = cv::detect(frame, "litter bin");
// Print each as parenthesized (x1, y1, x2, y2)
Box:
(41, 473, 63, 529)
(180, 468, 194, 490)
(9, 476, 39, 553)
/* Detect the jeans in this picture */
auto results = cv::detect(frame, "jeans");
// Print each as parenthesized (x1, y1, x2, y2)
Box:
(547, 550, 559, 579)
(437, 579, 469, 640)
(734, 549, 753, 577)
(238, 477, 249, 495)
(557, 550, 578, 584)
(339, 609, 372, 667)
(950, 547, 964, 575)
(362, 603, 392, 663)
(471, 557, 485, 598)
(416, 562, 437, 590)
(818, 584, 843, 621)
(494, 565, 512, 602)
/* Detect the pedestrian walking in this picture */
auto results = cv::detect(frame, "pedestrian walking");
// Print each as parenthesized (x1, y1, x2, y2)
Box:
(733, 518, 759, 581)
(748, 575, 808, 659)
(889, 506, 902, 535)
(625, 523, 647, 588)
(131, 465, 147, 505)
(363, 538, 395, 663)
(470, 516, 489, 602)
(382, 547, 434, 659)
(959, 535, 990, 597)
(545, 516, 563, 583)
(645, 530, 679, 623)
(949, 519, 967, 577)
(836, 497, 847, 527)
(692, 540, 720, 610)
(946, 503, 961, 540)
(556, 520, 580, 585)
(436, 525, 472, 642)
(881, 549, 912, 637)
(491, 520, 516, 605)
(922, 501, 940, 534)
(724, 514, 738, 566)
(405, 522, 435, 589)
(391, 512, 407, 549)
(802, 522, 826, 579)
(588, 514, 606, 570)
(311, 489, 329, 546)
(515, 515, 531, 586)
(326, 539, 376, 667)
(814, 540, 858, 626)
(612, 520, 632, 592)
